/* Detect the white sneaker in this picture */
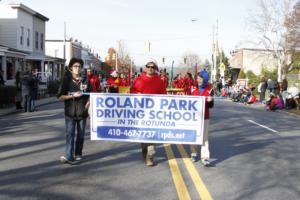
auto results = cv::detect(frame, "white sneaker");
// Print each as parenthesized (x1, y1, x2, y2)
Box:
(60, 156, 74, 165)
(75, 155, 82, 161)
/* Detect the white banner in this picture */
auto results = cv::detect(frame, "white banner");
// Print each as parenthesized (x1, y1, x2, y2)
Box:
(90, 93, 205, 145)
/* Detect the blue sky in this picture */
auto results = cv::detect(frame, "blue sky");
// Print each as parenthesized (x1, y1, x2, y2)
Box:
(2, 0, 257, 66)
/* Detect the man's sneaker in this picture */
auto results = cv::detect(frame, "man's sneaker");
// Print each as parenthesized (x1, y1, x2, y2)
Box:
(75, 155, 82, 161)
(201, 159, 211, 167)
(60, 156, 74, 165)
(191, 155, 197, 162)
(146, 156, 155, 167)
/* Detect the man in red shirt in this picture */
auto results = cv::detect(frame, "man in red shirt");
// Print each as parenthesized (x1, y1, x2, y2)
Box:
(130, 59, 166, 166)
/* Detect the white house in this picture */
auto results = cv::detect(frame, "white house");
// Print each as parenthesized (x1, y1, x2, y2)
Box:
(0, 3, 64, 84)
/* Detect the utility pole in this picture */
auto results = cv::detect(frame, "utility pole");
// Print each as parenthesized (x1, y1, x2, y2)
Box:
(115, 40, 120, 72)
(212, 25, 216, 83)
(63, 21, 66, 66)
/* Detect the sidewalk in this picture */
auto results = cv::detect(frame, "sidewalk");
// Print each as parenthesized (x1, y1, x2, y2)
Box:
(0, 97, 58, 117)
(228, 99, 300, 118)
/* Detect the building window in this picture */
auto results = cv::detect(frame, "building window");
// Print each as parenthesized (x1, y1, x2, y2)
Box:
(27, 29, 30, 47)
(35, 32, 39, 49)
(40, 33, 44, 50)
(20, 26, 24, 45)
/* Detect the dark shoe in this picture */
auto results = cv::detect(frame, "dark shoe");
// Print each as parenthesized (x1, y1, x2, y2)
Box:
(142, 149, 147, 160)
(191, 154, 197, 162)
(60, 156, 74, 165)
(201, 159, 212, 167)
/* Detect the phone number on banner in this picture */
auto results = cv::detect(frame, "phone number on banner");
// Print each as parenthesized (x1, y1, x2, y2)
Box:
(96, 126, 197, 143)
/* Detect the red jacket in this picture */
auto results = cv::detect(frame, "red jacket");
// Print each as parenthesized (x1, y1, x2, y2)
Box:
(119, 78, 128, 86)
(89, 75, 101, 92)
(107, 77, 120, 87)
(161, 75, 169, 89)
(130, 72, 166, 94)
(184, 77, 195, 95)
(191, 84, 212, 119)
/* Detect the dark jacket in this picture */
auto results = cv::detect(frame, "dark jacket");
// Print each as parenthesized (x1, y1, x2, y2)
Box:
(282, 79, 288, 91)
(57, 76, 90, 120)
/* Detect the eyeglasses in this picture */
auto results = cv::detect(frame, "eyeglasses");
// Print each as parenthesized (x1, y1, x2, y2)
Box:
(72, 64, 82, 68)
(146, 65, 156, 69)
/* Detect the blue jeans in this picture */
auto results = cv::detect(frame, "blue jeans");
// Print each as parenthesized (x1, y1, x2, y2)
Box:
(24, 94, 32, 112)
(65, 116, 87, 161)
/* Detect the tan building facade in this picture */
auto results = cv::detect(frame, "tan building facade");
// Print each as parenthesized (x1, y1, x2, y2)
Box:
(229, 48, 278, 76)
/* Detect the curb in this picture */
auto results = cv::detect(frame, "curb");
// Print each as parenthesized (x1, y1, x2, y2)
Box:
(35, 98, 59, 108)
(0, 97, 58, 117)
(278, 109, 300, 119)
(223, 98, 300, 118)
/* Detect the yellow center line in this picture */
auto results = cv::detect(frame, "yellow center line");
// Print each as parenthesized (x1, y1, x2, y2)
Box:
(163, 144, 191, 200)
(176, 144, 213, 200)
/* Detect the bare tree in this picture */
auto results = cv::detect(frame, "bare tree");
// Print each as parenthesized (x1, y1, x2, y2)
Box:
(247, 0, 297, 81)
(285, 1, 300, 70)
(117, 40, 132, 74)
(180, 52, 202, 74)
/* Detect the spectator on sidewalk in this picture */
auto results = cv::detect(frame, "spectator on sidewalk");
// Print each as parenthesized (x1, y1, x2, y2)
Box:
(273, 80, 280, 96)
(15, 71, 23, 109)
(0, 69, 5, 85)
(190, 70, 214, 167)
(286, 84, 299, 109)
(259, 77, 268, 103)
(267, 78, 274, 94)
(281, 75, 288, 107)
(130, 58, 166, 167)
(22, 71, 32, 112)
(266, 93, 283, 111)
(246, 94, 257, 105)
(57, 58, 91, 165)
(30, 72, 39, 111)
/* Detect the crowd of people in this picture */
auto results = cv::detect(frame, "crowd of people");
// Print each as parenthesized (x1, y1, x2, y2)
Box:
(57, 57, 214, 167)
(8, 70, 40, 112)
(217, 76, 300, 111)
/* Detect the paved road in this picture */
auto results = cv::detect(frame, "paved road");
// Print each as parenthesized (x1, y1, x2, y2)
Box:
(0, 100, 299, 200)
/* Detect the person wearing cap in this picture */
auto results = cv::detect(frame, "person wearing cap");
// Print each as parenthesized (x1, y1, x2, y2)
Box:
(130, 58, 166, 166)
(190, 70, 214, 166)
(106, 70, 120, 93)
(57, 58, 91, 164)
